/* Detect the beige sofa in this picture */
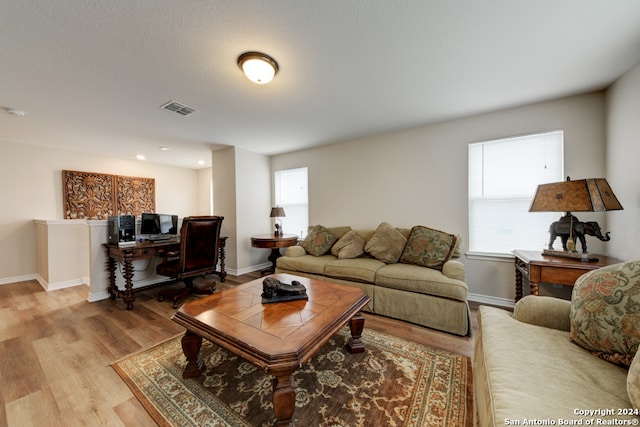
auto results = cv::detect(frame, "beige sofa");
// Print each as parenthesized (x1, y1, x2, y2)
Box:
(275, 223, 470, 336)
(474, 295, 638, 426)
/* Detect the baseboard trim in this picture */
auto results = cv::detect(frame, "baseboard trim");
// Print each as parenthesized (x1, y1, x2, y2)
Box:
(44, 277, 89, 291)
(0, 273, 40, 286)
(88, 290, 110, 302)
(468, 292, 515, 309)
(231, 262, 271, 276)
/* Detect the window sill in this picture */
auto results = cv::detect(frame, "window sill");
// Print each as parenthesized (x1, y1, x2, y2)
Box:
(465, 252, 514, 263)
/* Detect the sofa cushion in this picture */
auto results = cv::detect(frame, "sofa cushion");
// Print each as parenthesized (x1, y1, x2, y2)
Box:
(399, 225, 458, 271)
(325, 258, 385, 283)
(476, 305, 633, 424)
(276, 254, 336, 275)
(569, 260, 640, 366)
(375, 263, 467, 302)
(301, 225, 339, 256)
(513, 295, 571, 332)
(331, 230, 366, 259)
(364, 222, 407, 263)
(629, 349, 640, 410)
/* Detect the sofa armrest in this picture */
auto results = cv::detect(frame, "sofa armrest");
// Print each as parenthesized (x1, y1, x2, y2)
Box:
(284, 245, 307, 257)
(442, 260, 465, 282)
(512, 295, 571, 331)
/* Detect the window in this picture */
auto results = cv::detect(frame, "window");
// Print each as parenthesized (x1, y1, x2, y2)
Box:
(274, 167, 309, 238)
(468, 131, 564, 256)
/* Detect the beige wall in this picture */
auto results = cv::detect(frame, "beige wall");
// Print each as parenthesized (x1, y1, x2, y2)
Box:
(606, 62, 640, 261)
(212, 147, 272, 275)
(196, 167, 213, 215)
(272, 92, 608, 304)
(212, 147, 237, 271)
(236, 148, 272, 273)
(0, 140, 201, 284)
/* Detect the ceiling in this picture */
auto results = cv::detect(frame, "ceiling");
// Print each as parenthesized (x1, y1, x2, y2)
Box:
(2, 1, 640, 169)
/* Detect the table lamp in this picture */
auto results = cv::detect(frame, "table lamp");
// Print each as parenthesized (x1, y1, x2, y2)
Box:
(270, 207, 285, 236)
(529, 177, 622, 259)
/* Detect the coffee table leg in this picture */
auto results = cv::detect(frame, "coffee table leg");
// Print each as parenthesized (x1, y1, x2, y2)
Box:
(347, 312, 366, 353)
(180, 331, 205, 378)
(272, 370, 297, 427)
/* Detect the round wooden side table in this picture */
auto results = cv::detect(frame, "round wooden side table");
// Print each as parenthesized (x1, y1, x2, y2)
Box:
(251, 233, 299, 275)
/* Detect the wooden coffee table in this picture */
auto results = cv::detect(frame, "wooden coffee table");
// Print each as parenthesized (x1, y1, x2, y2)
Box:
(171, 273, 371, 427)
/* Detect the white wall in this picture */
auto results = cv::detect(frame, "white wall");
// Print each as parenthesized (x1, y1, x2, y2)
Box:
(606, 62, 640, 261)
(272, 92, 608, 304)
(0, 140, 201, 284)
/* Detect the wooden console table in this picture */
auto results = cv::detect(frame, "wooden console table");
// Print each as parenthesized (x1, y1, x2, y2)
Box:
(513, 249, 623, 302)
(104, 237, 227, 310)
(251, 233, 299, 275)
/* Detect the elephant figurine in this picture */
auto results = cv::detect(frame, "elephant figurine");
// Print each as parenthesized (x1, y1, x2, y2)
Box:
(548, 215, 611, 253)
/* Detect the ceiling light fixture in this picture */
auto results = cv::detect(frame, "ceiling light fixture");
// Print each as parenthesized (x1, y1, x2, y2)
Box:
(237, 51, 279, 84)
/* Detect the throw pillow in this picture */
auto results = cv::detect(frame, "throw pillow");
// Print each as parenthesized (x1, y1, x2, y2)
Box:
(452, 235, 463, 258)
(569, 260, 640, 366)
(629, 349, 640, 410)
(301, 225, 339, 257)
(331, 230, 366, 259)
(399, 225, 458, 270)
(364, 222, 407, 264)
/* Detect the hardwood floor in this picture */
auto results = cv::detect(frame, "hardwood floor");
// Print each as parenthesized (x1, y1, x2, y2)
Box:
(0, 273, 481, 426)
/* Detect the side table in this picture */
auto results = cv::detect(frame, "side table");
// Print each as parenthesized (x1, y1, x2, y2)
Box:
(251, 233, 299, 275)
(513, 249, 623, 302)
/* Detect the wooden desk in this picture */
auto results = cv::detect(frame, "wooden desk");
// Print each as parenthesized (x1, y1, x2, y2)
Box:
(513, 249, 623, 302)
(172, 274, 370, 426)
(251, 233, 299, 275)
(104, 237, 227, 310)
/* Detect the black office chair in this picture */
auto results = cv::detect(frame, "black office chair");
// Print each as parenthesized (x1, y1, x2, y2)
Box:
(157, 215, 224, 308)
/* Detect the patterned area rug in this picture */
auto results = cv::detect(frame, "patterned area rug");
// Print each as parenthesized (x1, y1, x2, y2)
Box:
(113, 327, 472, 426)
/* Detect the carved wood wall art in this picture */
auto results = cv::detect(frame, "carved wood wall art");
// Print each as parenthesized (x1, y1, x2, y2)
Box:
(116, 175, 156, 217)
(63, 170, 155, 220)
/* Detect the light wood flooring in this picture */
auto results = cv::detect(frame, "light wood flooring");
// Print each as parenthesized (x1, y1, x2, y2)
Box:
(0, 272, 482, 426)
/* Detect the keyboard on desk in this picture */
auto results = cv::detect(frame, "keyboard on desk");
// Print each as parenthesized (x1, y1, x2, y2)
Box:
(147, 235, 176, 242)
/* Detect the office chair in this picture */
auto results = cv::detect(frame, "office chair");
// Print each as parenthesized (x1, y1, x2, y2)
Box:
(157, 215, 224, 308)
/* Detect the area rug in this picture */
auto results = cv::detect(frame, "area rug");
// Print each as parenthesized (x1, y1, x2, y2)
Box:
(112, 327, 472, 427)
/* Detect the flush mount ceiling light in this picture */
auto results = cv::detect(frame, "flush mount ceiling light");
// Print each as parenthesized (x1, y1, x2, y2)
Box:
(237, 51, 279, 84)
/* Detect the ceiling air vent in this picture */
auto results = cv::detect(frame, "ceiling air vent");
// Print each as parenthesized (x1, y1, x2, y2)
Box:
(160, 100, 196, 116)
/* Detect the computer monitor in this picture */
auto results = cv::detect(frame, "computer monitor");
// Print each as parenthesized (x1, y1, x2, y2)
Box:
(158, 214, 178, 235)
(140, 213, 178, 237)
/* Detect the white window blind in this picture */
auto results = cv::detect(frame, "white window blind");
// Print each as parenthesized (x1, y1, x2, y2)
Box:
(468, 131, 564, 255)
(274, 167, 309, 238)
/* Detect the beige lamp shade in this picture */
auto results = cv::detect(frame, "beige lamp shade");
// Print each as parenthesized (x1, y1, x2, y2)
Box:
(529, 178, 623, 213)
(270, 207, 285, 218)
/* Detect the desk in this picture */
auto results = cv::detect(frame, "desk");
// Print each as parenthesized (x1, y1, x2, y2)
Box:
(251, 233, 299, 275)
(104, 237, 227, 310)
(513, 249, 622, 302)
